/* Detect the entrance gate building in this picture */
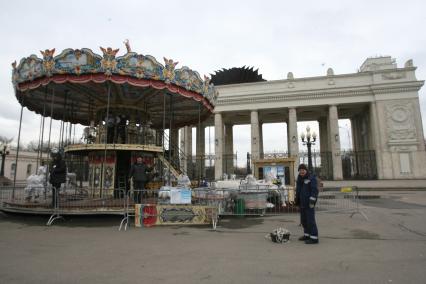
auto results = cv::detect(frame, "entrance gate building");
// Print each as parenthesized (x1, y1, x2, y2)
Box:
(180, 56, 426, 181)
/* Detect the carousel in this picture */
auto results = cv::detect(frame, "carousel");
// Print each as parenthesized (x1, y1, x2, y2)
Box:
(3, 41, 217, 216)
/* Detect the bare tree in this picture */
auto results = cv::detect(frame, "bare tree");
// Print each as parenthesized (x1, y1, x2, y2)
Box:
(0, 135, 13, 145)
(25, 140, 59, 152)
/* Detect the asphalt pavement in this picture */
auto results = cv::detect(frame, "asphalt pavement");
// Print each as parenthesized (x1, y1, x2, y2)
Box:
(0, 191, 425, 284)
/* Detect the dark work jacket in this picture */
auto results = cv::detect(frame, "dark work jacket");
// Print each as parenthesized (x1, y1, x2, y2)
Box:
(295, 173, 318, 208)
(49, 159, 67, 185)
(129, 163, 149, 182)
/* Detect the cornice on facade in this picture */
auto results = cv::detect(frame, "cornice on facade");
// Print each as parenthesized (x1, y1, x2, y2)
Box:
(214, 64, 423, 112)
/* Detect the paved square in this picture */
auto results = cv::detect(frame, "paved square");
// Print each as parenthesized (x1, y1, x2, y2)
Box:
(1, 191, 425, 283)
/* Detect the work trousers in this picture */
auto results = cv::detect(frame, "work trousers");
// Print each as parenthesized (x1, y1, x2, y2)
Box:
(133, 181, 146, 204)
(51, 183, 61, 208)
(300, 207, 319, 239)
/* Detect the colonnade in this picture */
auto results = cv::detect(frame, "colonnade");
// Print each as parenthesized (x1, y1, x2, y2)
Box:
(176, 98, 426, 181)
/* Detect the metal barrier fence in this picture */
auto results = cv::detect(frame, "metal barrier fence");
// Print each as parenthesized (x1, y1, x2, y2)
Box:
(0, 186, 127, 225)
(117, 185, 367, 230)
(316, 187, 368, 220)
(1, 185, 367, 228)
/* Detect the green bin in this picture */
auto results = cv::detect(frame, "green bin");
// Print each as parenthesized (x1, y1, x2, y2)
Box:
(235, 198, 245, 215)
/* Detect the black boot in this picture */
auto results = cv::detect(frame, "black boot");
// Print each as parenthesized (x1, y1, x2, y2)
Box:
(305, 238, 319, 244)
(298, 235, 310, 241)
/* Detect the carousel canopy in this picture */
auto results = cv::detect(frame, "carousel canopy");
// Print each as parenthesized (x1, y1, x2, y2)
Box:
(11, 44, 217, 128)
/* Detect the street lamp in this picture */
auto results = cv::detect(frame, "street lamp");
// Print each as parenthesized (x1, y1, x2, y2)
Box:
(0, 143, 10, 177)
(300, 125, 317, 172)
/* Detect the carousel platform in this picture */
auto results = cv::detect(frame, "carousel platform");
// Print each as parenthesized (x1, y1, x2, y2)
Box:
(1, 197, 141, 215)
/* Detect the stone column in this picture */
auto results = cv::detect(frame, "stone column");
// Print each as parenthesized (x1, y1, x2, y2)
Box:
(251, 110, 261, 164)
(259, 123, 264, 159)
(318, 117, 329, 153)
(224, 124, 234, 174)
(328, 105, 343, 180)
(196, 123, 205, 179)
(350, 116, 359, 151)
(288, 108, 299, 181)
(354, 115, 368, 151)
(412, 98, 426, 177)
(214, 113, 224, 180)
(369, 102, 384, 179)
(288, 108, 299, 158)
(318, 116, 332, 179)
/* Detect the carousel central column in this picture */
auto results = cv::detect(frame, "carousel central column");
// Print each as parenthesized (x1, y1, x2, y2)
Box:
(170, 127, 179, 167)
(181, 126, 192, 176)
(196, 122, 205, 179)
(214, 113, 224, 180)
(251, 110, 261, 164)
(328, 105, 343, 180)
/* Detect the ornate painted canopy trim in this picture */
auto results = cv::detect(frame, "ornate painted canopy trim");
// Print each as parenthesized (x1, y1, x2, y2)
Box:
(16, 73, 213, 112)
(12, 46, 217, 108)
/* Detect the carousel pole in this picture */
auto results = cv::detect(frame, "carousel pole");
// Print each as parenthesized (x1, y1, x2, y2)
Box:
(70, 102, 74, 144)
(208, 125, 211, 179)
(45, 88, 55, 198)
(39, 90, 47, 166)
(102, 81, 112, 198)
(47, 89, 55, 151)
(58, 121, 63, 148)
(67, 121, 71, 145)
(60, 91, 68, 148)
(64, 122, 68, 146)
(36, 115, 43, 170)
(59, 114, 64, 148)
(12, 96, 25, 198)
(79, 154, 83, 189)
(162, 91, 166, 185)
(197, 102, 201, 185)
(168, 94, 173, 184)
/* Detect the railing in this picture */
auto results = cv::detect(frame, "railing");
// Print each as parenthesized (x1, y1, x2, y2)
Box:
(0, 185, 126, 225)
(184, 154, 238, 181)
(341, 150, 377, 180)
(298, 151, 333, 180)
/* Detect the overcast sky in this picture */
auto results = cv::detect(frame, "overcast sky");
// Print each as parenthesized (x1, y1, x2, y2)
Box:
(1, 0, 426, 164)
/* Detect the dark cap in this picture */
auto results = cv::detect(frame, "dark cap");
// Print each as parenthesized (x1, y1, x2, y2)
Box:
(298, 164, 308, 171)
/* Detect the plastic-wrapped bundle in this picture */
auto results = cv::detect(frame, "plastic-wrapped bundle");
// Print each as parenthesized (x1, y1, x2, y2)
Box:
(24, 166, 47, 202)
(177, 174, 191, 188)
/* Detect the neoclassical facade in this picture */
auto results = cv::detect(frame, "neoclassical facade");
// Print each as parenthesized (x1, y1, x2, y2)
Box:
(181, 56, 426, 181)
(1, 150, 40, 182)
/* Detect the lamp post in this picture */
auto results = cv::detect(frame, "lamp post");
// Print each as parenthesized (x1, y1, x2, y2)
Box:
(0, 143, 10, 176)
(300, 125, 317, 172)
